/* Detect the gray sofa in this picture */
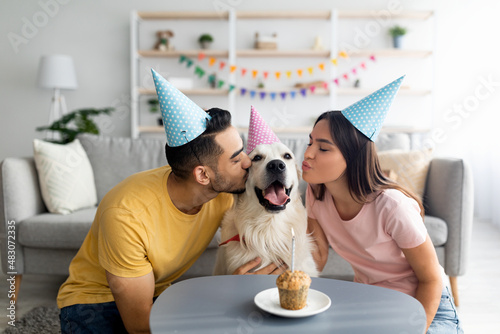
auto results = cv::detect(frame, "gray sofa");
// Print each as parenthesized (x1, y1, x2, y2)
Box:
(0, 132, 473, 305)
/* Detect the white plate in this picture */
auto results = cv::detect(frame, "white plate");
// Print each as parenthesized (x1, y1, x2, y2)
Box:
(254, 288, 331, 318)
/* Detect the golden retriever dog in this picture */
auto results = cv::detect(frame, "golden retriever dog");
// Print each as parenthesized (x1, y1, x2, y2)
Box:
(213, 142, 319, 276)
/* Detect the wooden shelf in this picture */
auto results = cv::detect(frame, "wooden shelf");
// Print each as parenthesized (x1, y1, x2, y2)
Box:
(140, 125, 430, 135)
(138, 50, 229, 58)
(337, 88, 431, 96)
(138, 12, 228, 20)
(338, 10, 433, 20)
(237, 49, 331, 58)
(237, 11, 331, 19)
(348, 49, 432, 57)
(138, 88, 229, 96)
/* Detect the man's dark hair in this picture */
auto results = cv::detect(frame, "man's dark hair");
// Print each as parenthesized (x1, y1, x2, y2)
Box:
(165, 107, 232, 180)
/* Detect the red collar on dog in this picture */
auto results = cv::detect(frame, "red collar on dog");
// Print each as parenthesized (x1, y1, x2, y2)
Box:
(219, 234, 245, 246)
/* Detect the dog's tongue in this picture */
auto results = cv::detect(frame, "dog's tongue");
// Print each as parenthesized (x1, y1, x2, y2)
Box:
(264, 183, 289, 206)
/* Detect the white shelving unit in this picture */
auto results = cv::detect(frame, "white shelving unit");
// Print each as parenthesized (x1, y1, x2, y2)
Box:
(130, 9, 435, 138)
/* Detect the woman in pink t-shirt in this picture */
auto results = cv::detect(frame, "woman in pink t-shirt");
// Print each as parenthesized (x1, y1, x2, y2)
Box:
(303, 111, 463, 334)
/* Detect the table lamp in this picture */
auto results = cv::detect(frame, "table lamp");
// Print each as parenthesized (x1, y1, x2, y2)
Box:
(37, 54, 78, 125)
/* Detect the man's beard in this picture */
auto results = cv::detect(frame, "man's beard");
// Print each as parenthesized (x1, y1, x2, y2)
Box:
(210, 170, 247, 194)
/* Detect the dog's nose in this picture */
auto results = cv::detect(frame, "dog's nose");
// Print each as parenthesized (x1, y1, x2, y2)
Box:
(267, 159, 286, 174)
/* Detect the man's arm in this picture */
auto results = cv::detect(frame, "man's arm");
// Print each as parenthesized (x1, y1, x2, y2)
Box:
(106, 270, 155, 334)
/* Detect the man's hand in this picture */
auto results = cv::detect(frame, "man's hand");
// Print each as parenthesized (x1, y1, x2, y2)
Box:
(232, 257, 288, 275)
(106, 270, 155, 334)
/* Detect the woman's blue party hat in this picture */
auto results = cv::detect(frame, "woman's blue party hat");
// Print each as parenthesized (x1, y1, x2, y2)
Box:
(341, 75, 405, 141)
(151, 69, 211, 147)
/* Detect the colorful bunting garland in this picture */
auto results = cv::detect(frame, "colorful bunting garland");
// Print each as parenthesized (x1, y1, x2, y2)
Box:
(176, 53, 377, 101)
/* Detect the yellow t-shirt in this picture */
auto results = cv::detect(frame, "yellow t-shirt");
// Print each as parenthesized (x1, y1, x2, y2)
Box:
(57, 165, 233, 308)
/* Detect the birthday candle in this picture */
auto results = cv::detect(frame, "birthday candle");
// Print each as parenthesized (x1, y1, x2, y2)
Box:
(291, 227, 295, 272)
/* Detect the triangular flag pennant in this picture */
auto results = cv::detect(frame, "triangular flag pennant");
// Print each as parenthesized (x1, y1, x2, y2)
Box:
(307, 67, 314, 75)
(280, 92, 287, 100)
(250, 91, 256, 98)
(310, 86, 316, 93)
(270, 92, 276, 100)
(151, 69, 211, 147)
(333, 78, 339, 85)
(240, 88, 247, 96)
(331, 58, 338, 66)
(263, 71, 269, 79)
(230, 65, 237, 73)
(246, 106, 280, 154)
(259, 92, 266, 100)
(186, 59, 194, 68)
(219, 61, 226, 70)
(241, 68, 247, 76)
(275, 72, 281, 79)
(370, 55, 376, 61)
(195, 66, 205, 78)
(208, 58, 216, 66)
(297, 69, 303, 77)
(300, 88, 307, 97)
(217, 80, 225, 88)
(339, 51, 348, 58)
(198, 53, 206, 61)
(252, 70, 258, 78)
(229, 84, 236, 92)
(318, 63, 325, 71)
(179, 55, 187, 64)
(343, 73, 349, 80)
(360, 62, 367, 69)
(290, 91, 296, 99)
(286, 71, 292, 79)
(341, 75, 405, 142)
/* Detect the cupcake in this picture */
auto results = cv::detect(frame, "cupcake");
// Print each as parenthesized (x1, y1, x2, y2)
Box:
(276, 270, 311, 310)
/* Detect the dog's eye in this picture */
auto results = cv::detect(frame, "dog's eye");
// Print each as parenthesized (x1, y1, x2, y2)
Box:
(252, 155, 262, 162)
(283, 153, 292, 160)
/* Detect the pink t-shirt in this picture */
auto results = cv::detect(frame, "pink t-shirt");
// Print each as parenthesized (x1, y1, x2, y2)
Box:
(306, 185, 427, 297)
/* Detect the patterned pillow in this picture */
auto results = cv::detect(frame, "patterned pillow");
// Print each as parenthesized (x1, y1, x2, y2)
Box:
(378, 149, 433, 202)
(33, 139, 97, 214)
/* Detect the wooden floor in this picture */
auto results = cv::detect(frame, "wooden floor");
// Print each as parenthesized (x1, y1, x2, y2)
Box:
(1, 219, 499, 333)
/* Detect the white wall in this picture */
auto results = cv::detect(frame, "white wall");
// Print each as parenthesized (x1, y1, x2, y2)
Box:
(1, 0, 499, 226)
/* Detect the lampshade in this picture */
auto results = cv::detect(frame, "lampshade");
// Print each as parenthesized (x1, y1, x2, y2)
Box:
(37, 54, 78, 90)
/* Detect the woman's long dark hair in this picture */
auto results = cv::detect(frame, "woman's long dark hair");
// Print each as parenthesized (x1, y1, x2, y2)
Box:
(311, 111, 424, 218)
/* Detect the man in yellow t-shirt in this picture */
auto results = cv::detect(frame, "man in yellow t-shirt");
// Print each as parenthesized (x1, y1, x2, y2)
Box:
(58, 108, 283, 333)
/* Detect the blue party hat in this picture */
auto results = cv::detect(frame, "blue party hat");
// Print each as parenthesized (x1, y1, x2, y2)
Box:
(151, 69, 211, 147)
(341, 75, 405, 141)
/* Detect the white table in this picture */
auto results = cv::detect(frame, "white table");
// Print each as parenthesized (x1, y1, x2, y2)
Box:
(150, 275, 426, 334)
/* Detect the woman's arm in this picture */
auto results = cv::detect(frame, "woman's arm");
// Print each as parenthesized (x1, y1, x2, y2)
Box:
(307, 217, 330, 272)
(402, 235, 442, 332)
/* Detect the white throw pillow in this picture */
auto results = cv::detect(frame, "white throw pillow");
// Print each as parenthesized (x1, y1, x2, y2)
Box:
(33, 139, 97, 214)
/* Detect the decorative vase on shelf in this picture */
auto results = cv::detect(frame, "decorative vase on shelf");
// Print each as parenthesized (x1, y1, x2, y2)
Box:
(392, 35, 403, 49)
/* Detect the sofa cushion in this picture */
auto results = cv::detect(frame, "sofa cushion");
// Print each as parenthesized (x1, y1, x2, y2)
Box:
(424, 215, 448, 247)
(78, 134, 166, 202)
(18, 207, 97, 249)
(378, 149, 433, 201)
(33, 139, 97, 214)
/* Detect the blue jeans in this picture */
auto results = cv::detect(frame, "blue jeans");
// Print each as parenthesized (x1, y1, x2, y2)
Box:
(427, 286, 464, 334)
(60, 301, 128, 334)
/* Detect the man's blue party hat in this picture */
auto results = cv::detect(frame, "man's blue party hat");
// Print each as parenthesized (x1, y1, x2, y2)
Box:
(151, 69, 211, 147)
(341, 75, 405, 141)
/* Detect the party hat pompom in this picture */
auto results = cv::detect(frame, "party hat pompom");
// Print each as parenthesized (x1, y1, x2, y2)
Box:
(341, 75, 405, 141)
(246, 106, 280, 154)
(151, 69, 211, 147)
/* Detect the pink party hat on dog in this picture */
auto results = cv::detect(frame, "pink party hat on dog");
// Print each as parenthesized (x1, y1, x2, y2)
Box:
(151, 69, 211, 147)
(246, 106, 280, 154)
(341, 75, 405, 141)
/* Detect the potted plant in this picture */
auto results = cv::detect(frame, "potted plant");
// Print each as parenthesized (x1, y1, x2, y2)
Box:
(388, 25, 407, 49)
(36, 107, 114, 144)
(148, 98, 163, 126)
(198, 34, 213, 49)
